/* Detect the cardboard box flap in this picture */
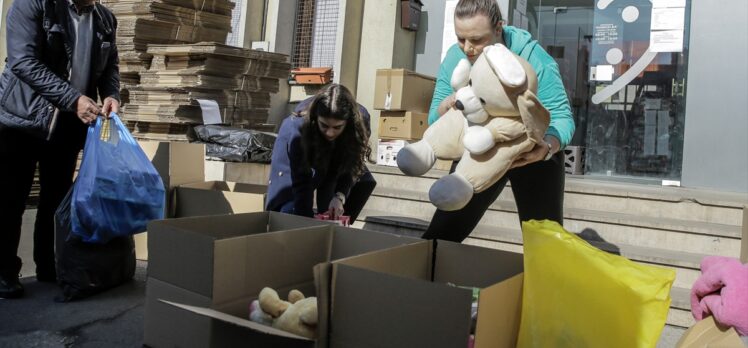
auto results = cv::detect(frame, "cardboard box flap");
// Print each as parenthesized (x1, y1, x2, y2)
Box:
(675, 315, 746, 348)
(330, 264, 473, 348)
(179, 181, 267, 194)
(333, 241, 432, 280)
(148, 221, 220, 297)
(474, 274, 523, 348)
(268, 211, 331, 231)
(434, 240, 524, 287)
(213, 226, 333, 302)
(329, 225, 421, 260)
(175, 181, 266, 217)
(148, 212, 328, 297)
(160, 300, 313, 341)
(168, 142, 206, 185)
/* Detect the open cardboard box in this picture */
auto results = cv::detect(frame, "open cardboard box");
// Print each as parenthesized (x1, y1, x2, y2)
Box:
(174, 181, 267, 217)
(144, 211, 419, 347)
(320, 240, 524, 348)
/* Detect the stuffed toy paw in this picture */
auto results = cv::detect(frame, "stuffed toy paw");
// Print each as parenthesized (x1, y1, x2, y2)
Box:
(690, 256, 748, 335)
(397, 43, 550, 211)
(252, 287, 318, 339)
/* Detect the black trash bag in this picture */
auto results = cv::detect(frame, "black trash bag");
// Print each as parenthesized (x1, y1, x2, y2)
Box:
(192, 125, 276, 163)
(54, 188, 136, 302)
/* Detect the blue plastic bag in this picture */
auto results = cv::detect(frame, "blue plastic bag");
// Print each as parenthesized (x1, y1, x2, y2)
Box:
(71, 114, 165, 244)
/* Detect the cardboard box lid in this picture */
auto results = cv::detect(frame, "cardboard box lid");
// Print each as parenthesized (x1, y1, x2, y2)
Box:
(161, 300, 313, 341)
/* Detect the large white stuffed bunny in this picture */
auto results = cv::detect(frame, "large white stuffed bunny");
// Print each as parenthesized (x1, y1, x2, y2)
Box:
(396, 43, 550, 211)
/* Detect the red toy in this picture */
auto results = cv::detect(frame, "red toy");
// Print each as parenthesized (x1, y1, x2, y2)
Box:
(314, 210, 351, 226)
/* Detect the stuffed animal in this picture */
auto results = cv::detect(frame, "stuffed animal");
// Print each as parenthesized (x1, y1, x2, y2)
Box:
(249, 287, 318, 339)
(690, 256, 748, 335)
(396, 43, 550, 211)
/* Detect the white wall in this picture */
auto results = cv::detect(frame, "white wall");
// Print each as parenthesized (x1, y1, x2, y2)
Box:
(263, 0, 297, 128)
(681, 0, 748, 193)
(357, 0, 417, 157)
(0, 0, 12, 71)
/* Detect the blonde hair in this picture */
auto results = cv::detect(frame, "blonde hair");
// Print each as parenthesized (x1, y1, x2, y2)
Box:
(455, 0, 503, 28)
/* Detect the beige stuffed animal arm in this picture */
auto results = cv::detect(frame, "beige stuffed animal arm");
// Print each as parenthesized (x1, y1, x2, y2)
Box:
(517, 90, 551, 143)
(486, 117, 528, 142)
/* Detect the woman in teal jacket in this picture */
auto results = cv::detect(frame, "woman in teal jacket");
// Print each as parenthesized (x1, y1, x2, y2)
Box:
(422, 0, 575, 242)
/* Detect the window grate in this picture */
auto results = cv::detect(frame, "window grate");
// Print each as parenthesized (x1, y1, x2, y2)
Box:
(292, 0, 316, 69)
(310, 0, 338, 68)
(226, 0, 244, 47)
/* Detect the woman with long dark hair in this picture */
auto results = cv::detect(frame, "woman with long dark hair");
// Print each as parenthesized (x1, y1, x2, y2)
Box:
(266, 84, 375, 222)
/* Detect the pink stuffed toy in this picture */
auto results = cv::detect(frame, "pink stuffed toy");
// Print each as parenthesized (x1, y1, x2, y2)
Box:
(690, 256, 748, 335)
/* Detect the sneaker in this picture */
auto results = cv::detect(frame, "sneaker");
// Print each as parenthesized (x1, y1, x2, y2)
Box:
(0, 274, 24, 299)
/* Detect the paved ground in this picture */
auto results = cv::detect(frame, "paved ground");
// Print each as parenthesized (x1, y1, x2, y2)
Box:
(0, 209, 705, 347)
(0, 209, 147, 348)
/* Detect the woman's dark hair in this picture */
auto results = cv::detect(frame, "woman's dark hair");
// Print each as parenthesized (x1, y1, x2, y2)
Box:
(300, 84, 371, 179)
(455, 0, 503, 28)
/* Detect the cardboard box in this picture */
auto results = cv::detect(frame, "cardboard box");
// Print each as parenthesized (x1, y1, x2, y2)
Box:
(376, 139, 408, 167)
(323, 240, 524, 348)
(675, 315, 745, 348)
(136, 141, 206, 260)
(174, 181, 266, 217)
(378, 110, 429, 140)
(374, 69, 436, 113)
(144, 211, 419, 348)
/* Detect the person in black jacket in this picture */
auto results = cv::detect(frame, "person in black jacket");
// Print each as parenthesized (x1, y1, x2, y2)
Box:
(0, 0, 120, 299)
(265, 84, 376, 223)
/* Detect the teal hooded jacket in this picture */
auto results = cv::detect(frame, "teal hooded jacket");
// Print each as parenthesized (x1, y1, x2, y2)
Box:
(428, 25, 575, 149)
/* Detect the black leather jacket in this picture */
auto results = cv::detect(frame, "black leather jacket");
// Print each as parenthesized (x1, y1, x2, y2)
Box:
(0, 0, 119, 140)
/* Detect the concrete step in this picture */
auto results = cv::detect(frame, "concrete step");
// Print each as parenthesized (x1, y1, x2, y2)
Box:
(369, 165, 748, 226)
(360, 210, 703, 289)
(359, 211, 697, 328)
(367, 186, 743, 257)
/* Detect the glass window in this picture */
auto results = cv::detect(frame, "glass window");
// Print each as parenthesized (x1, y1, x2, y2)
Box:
(512, 0, 690, 181)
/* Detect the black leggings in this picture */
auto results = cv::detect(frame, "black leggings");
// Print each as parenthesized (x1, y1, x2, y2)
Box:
(421, 152, 565, 242)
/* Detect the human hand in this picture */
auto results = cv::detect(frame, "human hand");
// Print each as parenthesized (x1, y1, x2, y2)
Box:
(510, 136, 559, 169)
(328, 192, 345, 218)
(101, 97, 120, 118)
(75, 95, 102, 124)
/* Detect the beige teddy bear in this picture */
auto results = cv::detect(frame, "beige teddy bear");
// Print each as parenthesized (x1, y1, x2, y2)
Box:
(256, 287, 318, 339)
(397, 43, 550, 211)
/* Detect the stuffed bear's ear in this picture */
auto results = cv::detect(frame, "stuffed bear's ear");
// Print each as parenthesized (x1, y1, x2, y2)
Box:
(485, 44, 526, 88)
(451, 58, 471, 90)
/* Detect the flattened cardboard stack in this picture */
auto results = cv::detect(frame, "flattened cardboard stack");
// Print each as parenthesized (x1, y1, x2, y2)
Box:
(101, 0, 234, 85)
(123, 43, 290, 140)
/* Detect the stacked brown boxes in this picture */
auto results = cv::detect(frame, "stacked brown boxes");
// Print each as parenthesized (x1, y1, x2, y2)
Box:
(101, 1, 291, 141)
(101, 0, 234, 91)
(125, 43, 290, 140)
(373, 69, 440, 167)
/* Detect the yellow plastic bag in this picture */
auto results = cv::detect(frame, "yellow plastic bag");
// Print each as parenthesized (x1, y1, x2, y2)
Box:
(517, 220, 675, 348)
